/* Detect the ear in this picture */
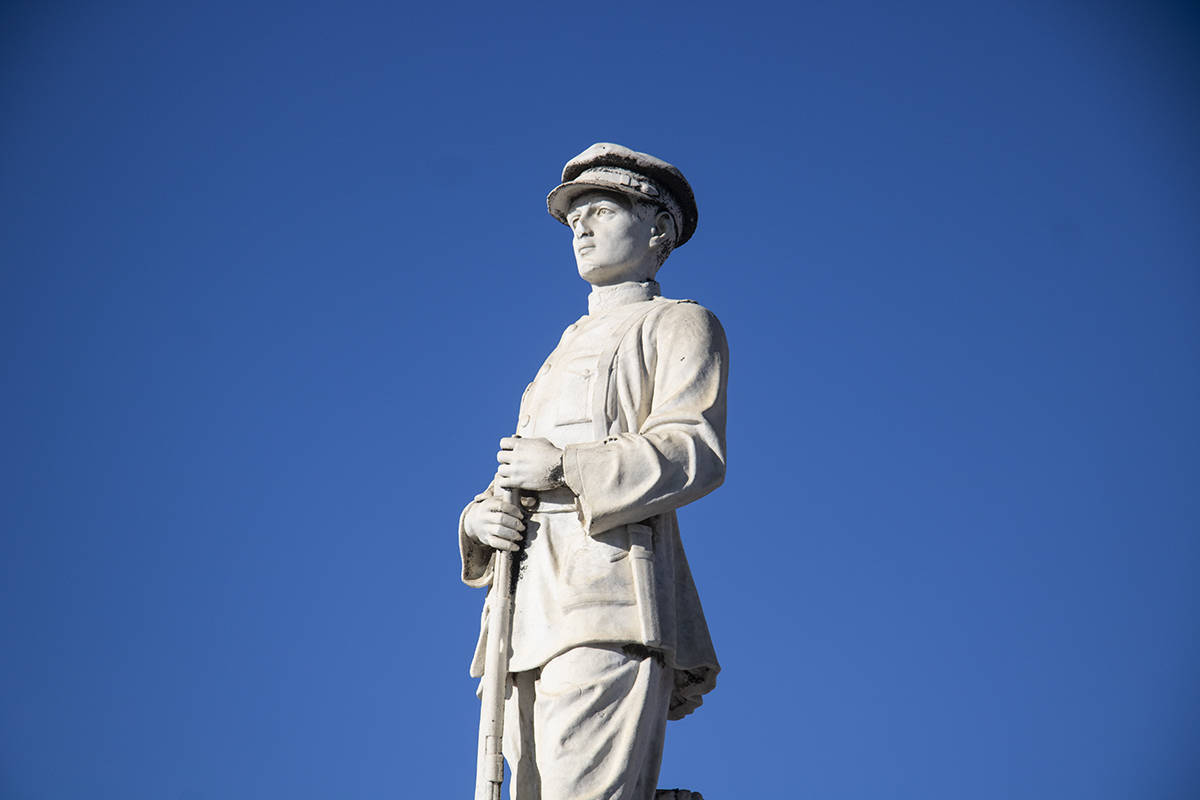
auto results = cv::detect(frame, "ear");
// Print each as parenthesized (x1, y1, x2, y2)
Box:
(649, 210, 676, 248)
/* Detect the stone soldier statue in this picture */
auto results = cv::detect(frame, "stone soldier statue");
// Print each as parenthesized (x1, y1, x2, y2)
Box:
(459, 143, 728, 800)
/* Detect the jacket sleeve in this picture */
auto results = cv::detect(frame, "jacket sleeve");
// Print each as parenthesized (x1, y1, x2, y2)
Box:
(561, 302, 729, 535)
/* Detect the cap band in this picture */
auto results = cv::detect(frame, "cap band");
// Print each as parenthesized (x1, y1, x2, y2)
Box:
(550, 166, 684, 242)
(575, 166, 664, 199)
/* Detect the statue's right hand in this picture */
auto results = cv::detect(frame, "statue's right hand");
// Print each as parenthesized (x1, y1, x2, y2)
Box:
(464, 496, 526, 552)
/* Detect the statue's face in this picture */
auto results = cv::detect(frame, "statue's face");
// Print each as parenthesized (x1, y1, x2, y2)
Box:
(566, 191, 657, 286)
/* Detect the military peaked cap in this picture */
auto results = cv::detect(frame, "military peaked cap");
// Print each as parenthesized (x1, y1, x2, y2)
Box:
(547, 143, 699, 247)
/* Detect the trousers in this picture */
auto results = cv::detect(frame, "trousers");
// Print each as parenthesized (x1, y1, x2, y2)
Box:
(503, 644, 673, 800)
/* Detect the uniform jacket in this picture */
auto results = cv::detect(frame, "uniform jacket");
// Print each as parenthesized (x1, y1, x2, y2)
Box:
(459, 280, 728, 719)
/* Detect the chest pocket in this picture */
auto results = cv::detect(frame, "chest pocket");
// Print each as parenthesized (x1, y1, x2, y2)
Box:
(553, 353, 597, 425)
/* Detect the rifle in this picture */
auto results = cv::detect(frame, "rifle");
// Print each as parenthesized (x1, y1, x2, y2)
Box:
(474, 487, 519, 800)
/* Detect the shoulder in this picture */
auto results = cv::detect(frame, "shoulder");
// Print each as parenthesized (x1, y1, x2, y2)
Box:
(645, 297, 728, 351)
(650, 296, 725, 332)
(553, 314, 590, 344)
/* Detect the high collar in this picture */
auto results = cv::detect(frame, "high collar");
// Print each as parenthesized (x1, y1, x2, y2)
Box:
(587, 280, 661, 315)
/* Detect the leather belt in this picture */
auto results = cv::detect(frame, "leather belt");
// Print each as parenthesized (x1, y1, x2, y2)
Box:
(531, 487, 578, 514)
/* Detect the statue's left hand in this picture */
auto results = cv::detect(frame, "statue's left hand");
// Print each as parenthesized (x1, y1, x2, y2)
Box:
(495, 437, 566, 492)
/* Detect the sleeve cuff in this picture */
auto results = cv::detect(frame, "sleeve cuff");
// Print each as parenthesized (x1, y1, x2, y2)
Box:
(562, 442, 605, 535)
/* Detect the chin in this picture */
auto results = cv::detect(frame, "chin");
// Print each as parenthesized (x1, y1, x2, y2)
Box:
(576, 261, 609, 284)
(577, 263, 647, 287)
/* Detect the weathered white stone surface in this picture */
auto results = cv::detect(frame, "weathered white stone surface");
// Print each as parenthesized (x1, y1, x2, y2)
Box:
(463, 143, 727, 800)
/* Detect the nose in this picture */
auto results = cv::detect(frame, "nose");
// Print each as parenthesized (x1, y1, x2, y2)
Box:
(571, 215, 592, 237)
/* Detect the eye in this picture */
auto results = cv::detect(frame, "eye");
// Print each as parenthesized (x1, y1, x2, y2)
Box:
(596, 207, 612, 216)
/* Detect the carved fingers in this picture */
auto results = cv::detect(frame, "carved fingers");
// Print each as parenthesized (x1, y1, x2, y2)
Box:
(494, 437, 565, 491)
(465, 497, 526, 552)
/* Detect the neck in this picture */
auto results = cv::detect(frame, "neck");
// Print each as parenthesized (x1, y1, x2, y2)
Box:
(587, 279, 661, 315)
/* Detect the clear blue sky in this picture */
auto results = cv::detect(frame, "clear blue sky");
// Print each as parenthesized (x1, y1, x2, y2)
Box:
(2, 1, 1197, 798)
